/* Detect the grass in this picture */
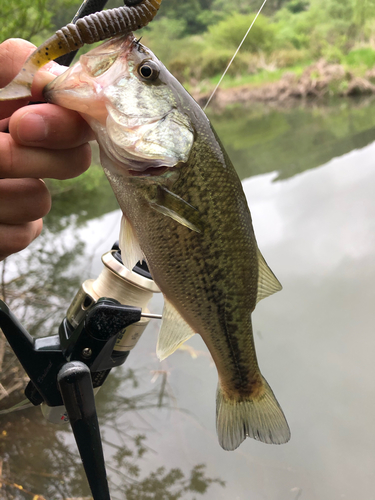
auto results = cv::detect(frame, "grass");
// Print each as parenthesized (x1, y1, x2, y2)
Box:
(207, 61, 311, 89)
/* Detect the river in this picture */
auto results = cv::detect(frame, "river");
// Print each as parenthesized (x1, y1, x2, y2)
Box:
(1, 97, 375, 500)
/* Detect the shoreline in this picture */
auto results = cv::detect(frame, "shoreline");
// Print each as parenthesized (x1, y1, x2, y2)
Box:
(193, 59, 375, 108)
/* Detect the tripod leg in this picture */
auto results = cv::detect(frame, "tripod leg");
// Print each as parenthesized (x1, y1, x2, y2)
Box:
(57, 361, 111, 500)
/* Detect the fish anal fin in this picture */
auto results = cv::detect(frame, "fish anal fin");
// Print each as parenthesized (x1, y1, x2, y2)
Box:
(256, 248, 282, 304)
(150, 185, 203, 233)
(119, 214, 145, 270)
(216, 376, 290, 451)
(157, 297, 196, 360)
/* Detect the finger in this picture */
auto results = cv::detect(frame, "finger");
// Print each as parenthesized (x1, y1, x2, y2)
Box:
(9, 103, 95, 149)
(0, 133, 92, 180)
(31, 65, 67, 102)
(0, 39, 36, 88)
(0, 118, 9, 132)
(0, 179, 51, 224)
(0, 219, 43, 261)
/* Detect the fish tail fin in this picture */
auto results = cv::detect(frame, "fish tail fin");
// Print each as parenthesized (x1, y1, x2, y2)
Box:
(216, 377, 290, 451)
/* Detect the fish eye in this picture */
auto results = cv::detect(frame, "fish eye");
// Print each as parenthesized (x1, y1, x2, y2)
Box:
(137, 61, 160, 81)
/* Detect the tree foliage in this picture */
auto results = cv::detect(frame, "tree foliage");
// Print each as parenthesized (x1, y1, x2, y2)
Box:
(0, 0, 51, 43)
(0, 0, 81, 43)
(205, 13, 275, 53)
(3, 0, 375, 94)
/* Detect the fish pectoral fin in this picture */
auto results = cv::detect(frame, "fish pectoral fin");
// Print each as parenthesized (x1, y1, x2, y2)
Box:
(256, 248, 282, 304)
(150, 185, 203, 233)
(119, 215, 145, 270)
(157, 297, 196, 360)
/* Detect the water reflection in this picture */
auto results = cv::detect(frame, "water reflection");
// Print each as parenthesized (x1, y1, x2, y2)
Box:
(1, 98, 375, 499)
(0, 362, 224, 499)
(240, 142, 375, 500)
(95, 369, 225, 500)
(0, 406, 90, 499)
(209, 97, 375, 180)
(45, 164, 118, 232)
(0, 214, 224, 499)
(0, 370, 224, 500)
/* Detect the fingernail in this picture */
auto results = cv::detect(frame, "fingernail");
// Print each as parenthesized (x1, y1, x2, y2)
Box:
(43, 61, 68, 76)
(32, 219, 43, 241)
(17, 113, 47, 142)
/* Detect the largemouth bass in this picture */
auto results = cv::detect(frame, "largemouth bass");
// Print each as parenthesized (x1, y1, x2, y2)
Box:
(10, 34, 290, 450)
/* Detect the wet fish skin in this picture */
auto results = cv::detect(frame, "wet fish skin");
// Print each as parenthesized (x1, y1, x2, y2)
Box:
(43, 34, 290, 450)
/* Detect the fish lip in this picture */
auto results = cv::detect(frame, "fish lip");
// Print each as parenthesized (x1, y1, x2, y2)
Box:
(43, 87, 53, 103)
(42, 85, 76, 107)
(42, 62, 104, 114)
(128, 165, 170, 177)
(43, 84, 62, 104)
(43, 82, 91, 104)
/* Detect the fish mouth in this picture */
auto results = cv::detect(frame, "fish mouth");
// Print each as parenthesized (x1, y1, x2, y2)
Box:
(128, 165, 170, 177)
(43, 63, 103, 115)
(43, 34, 135, 117)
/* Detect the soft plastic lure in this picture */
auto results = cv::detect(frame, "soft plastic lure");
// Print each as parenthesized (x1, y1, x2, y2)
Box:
(0, 0, 161, 101)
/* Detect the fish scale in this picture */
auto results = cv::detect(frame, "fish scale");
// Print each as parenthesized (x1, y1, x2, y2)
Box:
(109, 132, 259, 391)
(40, 33, 290, 451)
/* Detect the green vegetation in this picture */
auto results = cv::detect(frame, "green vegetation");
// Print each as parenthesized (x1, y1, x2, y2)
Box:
(45, 164, 119, 232)
(3, 0, 375, 91)
(137, 0, 375, 90)
(0, 0, 78, 42)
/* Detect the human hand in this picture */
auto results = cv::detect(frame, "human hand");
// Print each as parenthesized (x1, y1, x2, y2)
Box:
(0, 38, 94, 261)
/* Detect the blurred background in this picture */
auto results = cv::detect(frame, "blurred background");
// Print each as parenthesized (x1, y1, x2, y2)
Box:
(1, 1, 375, 499)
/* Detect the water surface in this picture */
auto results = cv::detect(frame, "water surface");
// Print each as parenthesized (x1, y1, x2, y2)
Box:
(1, 98, 375, 500)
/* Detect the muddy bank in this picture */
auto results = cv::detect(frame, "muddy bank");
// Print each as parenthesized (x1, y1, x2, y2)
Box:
(194, 59, 375, 108)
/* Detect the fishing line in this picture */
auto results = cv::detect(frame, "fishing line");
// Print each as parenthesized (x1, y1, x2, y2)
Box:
(203, 0, 268, 110)
(92, 265, 153, 310)
(0, 399, 34, 415)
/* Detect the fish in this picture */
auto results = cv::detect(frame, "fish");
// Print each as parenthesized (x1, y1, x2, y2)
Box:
(3, 33, 290, 450)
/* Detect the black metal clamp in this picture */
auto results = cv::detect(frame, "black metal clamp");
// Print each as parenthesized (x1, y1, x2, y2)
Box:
(0, 297, 143, 500)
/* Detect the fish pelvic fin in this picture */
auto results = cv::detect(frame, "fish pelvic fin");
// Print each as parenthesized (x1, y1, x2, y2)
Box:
(256, 248, 282, 304)
(216, 377, 290, 451)
(156, 297, 196, 360)
(119, 214, 145, 270)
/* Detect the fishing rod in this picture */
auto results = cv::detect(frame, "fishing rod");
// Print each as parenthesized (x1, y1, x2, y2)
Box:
(0, 243, 161, 499)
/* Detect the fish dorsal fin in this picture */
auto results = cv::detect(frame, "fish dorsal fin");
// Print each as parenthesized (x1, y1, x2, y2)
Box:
(150, 185, 203, 233)
(157, 297, 196, 360)
(119, 215, 145, 271)
(256, 248, 282, 304)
